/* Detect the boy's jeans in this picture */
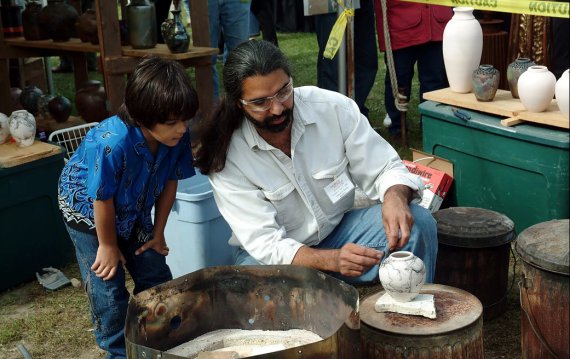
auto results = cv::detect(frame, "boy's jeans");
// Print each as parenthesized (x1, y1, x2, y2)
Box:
(235, 203, 438, 284)
(66, 225, 172, 359)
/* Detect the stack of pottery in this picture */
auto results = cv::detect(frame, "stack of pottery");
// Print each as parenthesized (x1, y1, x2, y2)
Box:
(518, 65, 556, 113)
(555, 69, 569, 119)
(379, 251, 426, 302)
(8, 110, 36, 147)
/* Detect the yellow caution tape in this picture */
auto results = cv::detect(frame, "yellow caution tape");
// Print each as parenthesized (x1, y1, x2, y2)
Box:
(401, 0, 569, 18)
(323, 6, 355, 59)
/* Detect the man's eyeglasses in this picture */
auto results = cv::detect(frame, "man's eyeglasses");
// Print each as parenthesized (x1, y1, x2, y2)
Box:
(240, 80, 294, 112)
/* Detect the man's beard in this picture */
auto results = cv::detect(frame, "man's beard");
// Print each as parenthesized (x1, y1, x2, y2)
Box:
(244, 107, 294, 133)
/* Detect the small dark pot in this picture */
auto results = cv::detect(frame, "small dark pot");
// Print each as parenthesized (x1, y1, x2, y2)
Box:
(161, 9, 190, 53)
(37, 94, 55, 120)
(19, 85, 44, 115)
(22, 1, 48, 40)
(48, 96, 72, 123)
(75, 80, 108, 123)
(37, 0, 79, 42)
(76, 9, 98, 44)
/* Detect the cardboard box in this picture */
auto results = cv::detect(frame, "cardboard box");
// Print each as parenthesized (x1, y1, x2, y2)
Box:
(404, 149, 454, 213)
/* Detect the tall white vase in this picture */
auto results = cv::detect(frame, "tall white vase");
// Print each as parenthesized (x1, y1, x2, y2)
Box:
(555, 69, 569, 119)
(442, 7, 483, 93)
(518, 66, 556, 113)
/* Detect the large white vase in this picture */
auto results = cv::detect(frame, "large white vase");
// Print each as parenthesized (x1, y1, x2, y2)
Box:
(555, 69, 569, 119)
(442, 7, 483, 93)
(518, 65, 556, 113)
(379, 251, 426, 302)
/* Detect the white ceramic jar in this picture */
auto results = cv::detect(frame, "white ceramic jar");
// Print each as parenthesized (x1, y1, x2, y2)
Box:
(442, 7, 483, 93)
(379, 251, 426, 302)
(8, 110, 36, 147)
(518, 65, 556, 113)
(555, 69, 569, 119)
(0, 112, 10, 144)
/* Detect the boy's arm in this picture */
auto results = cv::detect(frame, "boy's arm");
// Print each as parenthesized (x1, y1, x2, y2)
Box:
(92, 198, 125, 280)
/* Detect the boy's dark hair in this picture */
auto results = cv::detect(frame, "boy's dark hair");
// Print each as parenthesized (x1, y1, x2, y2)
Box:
(194, 40, 292, 174)
(117, 56, 199, 128)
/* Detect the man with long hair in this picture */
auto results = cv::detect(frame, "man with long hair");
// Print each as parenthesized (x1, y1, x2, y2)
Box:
(194, 40, 437, 284)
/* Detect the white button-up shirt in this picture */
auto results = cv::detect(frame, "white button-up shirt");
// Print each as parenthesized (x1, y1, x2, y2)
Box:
(209, 86, 424, 265)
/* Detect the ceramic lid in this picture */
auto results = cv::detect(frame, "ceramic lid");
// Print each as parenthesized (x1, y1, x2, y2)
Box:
(515, 219, 569, 275)
(434, 207, 515, 248)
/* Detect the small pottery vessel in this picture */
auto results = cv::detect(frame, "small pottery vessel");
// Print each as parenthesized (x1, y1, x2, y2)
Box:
(126, 0, 157, 49)
(472, 64, 500, 102)
(161, 9, 190, 53)
(22, 0, 48, 41)
(75, 80, 109, 123)
(10, 87, 24, 111)
(19, 85, 43, 116)
(379, 251, 426, 302)
(518, 65, 556, 113)
(76, 9, 98, 44)
(36, 0, 79, 42)
(0, 112, 10, 144)
(8, 110, 36, 147)
(555, 69, 569, 119)
(48, 96, 72, 123)
(506, 58, 536, 99)
(37, 94, 55, 121)
(442, 7, 483, 93)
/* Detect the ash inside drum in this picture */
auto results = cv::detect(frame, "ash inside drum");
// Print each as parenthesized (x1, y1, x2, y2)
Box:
(166, 328, 323, 358)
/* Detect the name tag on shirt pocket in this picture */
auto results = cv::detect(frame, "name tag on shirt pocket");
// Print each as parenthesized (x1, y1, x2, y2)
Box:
(324, 172, 355, 204)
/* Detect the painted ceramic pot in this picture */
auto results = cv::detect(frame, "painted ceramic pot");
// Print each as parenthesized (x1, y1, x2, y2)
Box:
(75, 80, 108, 123)
(161, 9, 190, 53)
(8, 110, 36, 147)
(518, 65, 556, 113)
(472, 64, 500, 102)
(19, 85, 43, 116)
(379, 251, 426, 302)
(555, 69, 569, 119)
(442, 7, 483, 93)
(0, 112, 10, 144)
(506, 57, 536, 99)
(48, 95, 72, 123)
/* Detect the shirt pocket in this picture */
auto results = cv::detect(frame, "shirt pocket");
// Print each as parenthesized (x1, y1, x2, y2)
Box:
(312, 158, 355, 212)
(262, 182, 305, 231)
(389, 3, 422, 31)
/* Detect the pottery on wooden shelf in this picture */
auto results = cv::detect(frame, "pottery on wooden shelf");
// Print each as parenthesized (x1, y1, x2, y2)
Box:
(10, 87, 24, 111)
(506, 57, 536, 99)
(518, 65, 556, 113)
(36, 0, 79, 42)
(472, 64, 500, 102)
(22, 0, 48, 41)
(442, 7, 483, 93)
(76, 8, 98, 44)
(379, 251, 426, 302)
(126, 0, 157, 49)
(75, 80, 109, 123)
(8, 110, 36, 147)
(48, 96, 72, 123)
(555, 69, 569, 119)
(37, 94, 55, 121)
(19, 85, 43, 116)
(161, 9, 190, 53)
(0, 112, 10, 144)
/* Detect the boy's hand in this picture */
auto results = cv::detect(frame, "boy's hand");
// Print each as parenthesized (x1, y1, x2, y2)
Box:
(91, 244, 126, 281)
(135, 233, 170, 256)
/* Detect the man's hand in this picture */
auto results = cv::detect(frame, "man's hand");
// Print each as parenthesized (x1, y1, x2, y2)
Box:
(337, 243, 383, 277)
(382, 185, 414, 252)
(91, 244, 126, 281)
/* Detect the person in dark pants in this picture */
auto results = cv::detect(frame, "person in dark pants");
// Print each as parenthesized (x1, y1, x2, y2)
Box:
(250, 0, 278, 46)
(314, 0, 378, 119)
(550, 16, 569, 79)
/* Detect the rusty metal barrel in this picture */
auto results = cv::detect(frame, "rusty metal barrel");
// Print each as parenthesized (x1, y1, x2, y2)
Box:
(433, 207, 515, 321)
(360, 284, 484, 358)
(515, 219, 569, 359)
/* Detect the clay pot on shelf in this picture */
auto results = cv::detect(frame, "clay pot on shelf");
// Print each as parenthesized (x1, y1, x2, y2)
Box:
(10, 87, 24, 111)
(36, 0, 79, 42)
(76, 8, 98, 44)
(442, 7, 483, 93)
(37, 94, 55, 121)
(379, 251, 426, 302)
(19, 85, 43, 116)
(506, 58, 536, 99)
(22, 0, 48, 41)
(0, 112, 10, 144)
(518, 65, 556, 113)
(472, 64, 500, 102)
(161, 9, 190, 53)
(555, 69, 569, 119)
(8, 110, 36, 147)
(75, 80, 109, 123)
(126, 0, 157, 49)
(48, 96, 72, 123)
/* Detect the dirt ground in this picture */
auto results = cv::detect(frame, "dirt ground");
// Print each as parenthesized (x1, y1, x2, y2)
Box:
(0, 253, 522, 359)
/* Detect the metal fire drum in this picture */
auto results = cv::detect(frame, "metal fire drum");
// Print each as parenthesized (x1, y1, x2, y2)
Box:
(125, 265, 360, 359)
(433, 207, 516, 321)
(515, 219, 569, 359)
(360, 284, 484, 358)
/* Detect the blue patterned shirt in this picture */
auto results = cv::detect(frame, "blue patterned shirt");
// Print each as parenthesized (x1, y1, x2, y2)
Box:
(58, 116, 195, 240)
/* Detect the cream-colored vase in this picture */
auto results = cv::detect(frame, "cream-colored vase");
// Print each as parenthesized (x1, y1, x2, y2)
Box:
(442, 7, 483, 93)
(8, 110, 36, 147)
(555, 69, 569, 119)
(379, 251, 426, 302)
(518, 65, 556, 113)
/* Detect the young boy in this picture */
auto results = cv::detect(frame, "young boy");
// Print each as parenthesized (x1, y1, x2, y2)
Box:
(58, 56, 198, 358)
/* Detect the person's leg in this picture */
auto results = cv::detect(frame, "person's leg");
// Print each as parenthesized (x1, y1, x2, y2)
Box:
(251, 0, 278, 46)
(207, 0, 221, 99)
(384, 46, 415, 135)
(219, 0, 250, 56)
(234, 247, 262, 265)
(65, 225, 129, 359)
(353, 0, 378, 118)
(120, 238, 172, 295)
(315, 203, 437, 284)
(314, 12, 340, 93)
(416, 41, 448, 102)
